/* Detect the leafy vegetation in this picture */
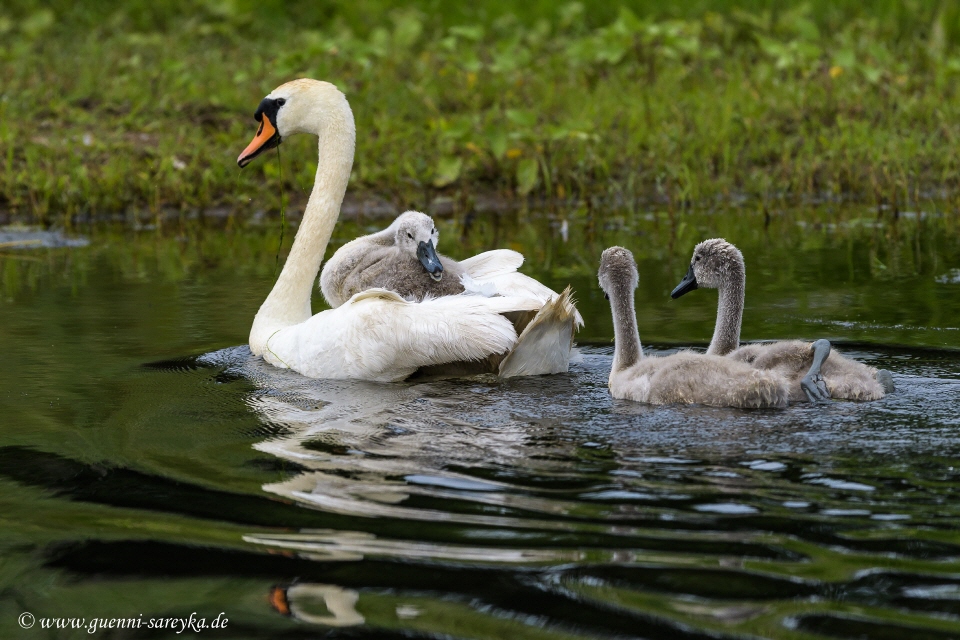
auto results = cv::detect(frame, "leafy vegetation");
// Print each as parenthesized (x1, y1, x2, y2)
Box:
(3, 1, 960, 223)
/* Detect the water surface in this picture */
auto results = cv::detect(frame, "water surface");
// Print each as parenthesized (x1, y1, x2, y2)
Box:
(1, 208, 959, 639)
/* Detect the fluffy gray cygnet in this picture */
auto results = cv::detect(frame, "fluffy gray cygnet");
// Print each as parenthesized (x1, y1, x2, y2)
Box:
(320, 211, 467, 307)
(599, 246, 790, 409)
(671, 238, 895, 402)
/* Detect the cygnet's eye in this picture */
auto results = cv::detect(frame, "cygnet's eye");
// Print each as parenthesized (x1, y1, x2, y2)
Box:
(407, 233, 414, 239)
(431, 228, 436, 234)
(695, 255, 701, 261)
(276, 98, 286, 106)
(604, 293, 610, 300)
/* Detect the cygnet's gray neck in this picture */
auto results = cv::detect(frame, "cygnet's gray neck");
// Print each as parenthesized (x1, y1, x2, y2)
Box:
(707, 267, 744, 356)
(608, 280, 642, 371)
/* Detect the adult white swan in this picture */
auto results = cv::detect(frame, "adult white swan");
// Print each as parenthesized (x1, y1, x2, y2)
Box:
(237, 79, 566, 381)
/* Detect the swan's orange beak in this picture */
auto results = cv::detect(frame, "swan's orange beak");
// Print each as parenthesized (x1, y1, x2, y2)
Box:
(238, 114, 280, 168)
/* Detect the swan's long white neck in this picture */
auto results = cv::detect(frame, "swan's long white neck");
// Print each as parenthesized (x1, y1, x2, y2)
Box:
(249, 92, 356, 355)
(707, 264, 744, 356)
(609, 279, 642, 372)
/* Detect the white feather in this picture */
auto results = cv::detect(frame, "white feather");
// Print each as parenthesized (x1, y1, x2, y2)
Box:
(460, 273, 498, 297)
(263, 290, 542, 382)
(458, 249, 524, 279)
(499, 287, 579, 377)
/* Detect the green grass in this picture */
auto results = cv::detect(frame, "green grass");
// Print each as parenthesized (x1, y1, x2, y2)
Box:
(4, 0, 960, 224)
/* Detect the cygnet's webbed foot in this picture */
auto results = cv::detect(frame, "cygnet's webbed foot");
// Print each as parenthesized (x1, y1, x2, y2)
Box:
(876, 369, 895, 394)
(801, 372, 830, 403)
(801, 339, 832, 403)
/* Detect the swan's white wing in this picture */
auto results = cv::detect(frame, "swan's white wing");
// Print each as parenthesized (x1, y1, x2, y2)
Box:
(475, 271, 554, 302)
(262, 289, 541, 382)
(460, 274, 499, 297)
(499, 287, 578, 378)
(460, 250, 524, 279)
(474, 271, 584, 328)
(461, 251, 583, 327)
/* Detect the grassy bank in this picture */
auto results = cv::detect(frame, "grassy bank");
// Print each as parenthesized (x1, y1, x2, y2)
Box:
(3, 1, 960, 224)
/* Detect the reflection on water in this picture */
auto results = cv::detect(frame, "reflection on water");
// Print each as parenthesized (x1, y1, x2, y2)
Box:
(270, 584, 365, 627)
(191, 342, 960, 636)
(0, 207, 959, 639)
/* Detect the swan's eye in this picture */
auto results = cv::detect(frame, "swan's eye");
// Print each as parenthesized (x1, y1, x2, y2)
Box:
(276, 98, 286, 106)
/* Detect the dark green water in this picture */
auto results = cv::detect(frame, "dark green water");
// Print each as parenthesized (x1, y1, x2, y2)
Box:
(1, 207, 960, 639)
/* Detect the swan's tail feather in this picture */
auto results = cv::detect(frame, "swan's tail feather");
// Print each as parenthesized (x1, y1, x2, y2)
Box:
(498, 286, 579, 378)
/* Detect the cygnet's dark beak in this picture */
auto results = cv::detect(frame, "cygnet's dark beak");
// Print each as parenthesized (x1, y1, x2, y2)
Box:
(670, 264, 698, 299)
(417, 240, 443, 281)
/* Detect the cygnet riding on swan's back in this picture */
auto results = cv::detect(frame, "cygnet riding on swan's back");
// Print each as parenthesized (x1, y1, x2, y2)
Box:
(671, 238, 894, 402)
(599, 247, 790, 409)
(236, 79, 578, 380)
(320, 211, 466, 306)
(321, 209, 583, 376)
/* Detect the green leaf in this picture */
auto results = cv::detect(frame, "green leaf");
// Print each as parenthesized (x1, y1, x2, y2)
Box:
(559, 2, 584, 29)
(487, 131, 508, 159)
(433, 156, 463, 187)
(863, 65, 883, 84)
(834, 49, 856, 69)
(793, 17, 819, 42)
(449, 25, 484, 41)
(391, 10, 423, 49)
(441, 117, 473, 140)
(506, 109, 537, 129)
(516, 158, 539, 195)
(20, 9, 54, 38)
(614, 7, 644, 34)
